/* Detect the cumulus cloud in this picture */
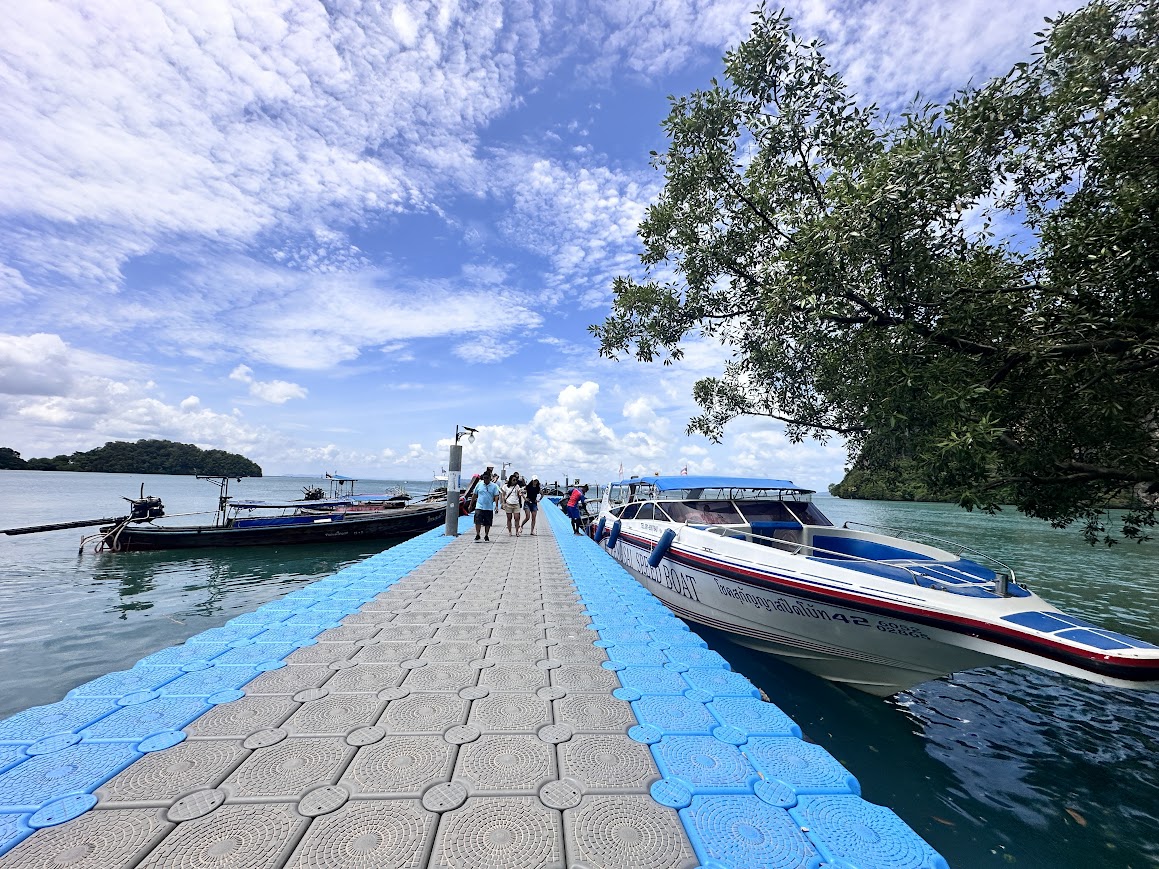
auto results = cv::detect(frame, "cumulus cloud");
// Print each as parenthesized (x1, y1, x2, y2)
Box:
(0, 333, 74, 396)
(229, 363, 307, 403)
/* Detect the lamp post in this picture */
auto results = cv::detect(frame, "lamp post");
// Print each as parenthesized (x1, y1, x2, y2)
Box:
(500, 461, 511, 483)
(445, 425, 476, 537)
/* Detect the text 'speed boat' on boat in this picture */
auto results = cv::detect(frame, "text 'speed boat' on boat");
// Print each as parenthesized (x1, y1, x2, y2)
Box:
(1, 475, 447, 552)
(592, 475, 1159, 696)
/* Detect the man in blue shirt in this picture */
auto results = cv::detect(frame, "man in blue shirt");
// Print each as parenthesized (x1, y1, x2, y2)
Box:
(473, 470, 501, 542)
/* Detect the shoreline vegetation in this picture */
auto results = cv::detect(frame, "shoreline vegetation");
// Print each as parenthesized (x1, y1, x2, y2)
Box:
(0, 440, 262, 477)
(828, 459, 957, 504)
(830, 454, 1141, 514)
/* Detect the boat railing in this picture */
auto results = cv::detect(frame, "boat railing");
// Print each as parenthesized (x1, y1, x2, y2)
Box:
(698, 524, 1016, 596)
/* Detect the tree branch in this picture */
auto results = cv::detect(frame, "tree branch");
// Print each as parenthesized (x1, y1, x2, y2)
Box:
(742, 409, 869, 435)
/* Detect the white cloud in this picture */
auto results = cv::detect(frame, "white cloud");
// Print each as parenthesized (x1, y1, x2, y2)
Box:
(228, 361, 307, 403)
(0, 0, 543, 284)
(228, 365, 254, 383)
(249, 379, 308, 404)
(494, 154, 657, 308)
(454, 332, 513, 364)
(0, 333, 74, 396)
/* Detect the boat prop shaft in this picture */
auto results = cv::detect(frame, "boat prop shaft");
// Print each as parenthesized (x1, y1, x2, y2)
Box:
(4, 517, 123, 536)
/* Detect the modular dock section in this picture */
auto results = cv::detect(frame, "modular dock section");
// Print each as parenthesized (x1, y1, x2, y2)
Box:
(0, 505, 949, 868)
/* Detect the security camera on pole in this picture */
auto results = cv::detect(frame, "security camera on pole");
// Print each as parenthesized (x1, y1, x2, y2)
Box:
(444, 425, 476, 537)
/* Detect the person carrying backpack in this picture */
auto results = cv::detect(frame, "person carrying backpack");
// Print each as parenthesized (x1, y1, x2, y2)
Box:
(565, 483, 589, 535)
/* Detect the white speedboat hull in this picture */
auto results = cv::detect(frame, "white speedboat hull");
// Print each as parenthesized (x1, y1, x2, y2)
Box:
(596, 504, 1159, 696)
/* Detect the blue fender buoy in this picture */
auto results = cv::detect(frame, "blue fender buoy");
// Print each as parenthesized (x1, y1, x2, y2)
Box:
(606, 520, 621, 550)
(648, 528, 676, 568)
(595, 516, 607, 542)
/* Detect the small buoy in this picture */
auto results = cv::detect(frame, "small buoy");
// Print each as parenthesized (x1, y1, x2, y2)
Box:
(647, 528, 676, 568)
(595, 516, 607, 542)
(606, 520, 621, 550)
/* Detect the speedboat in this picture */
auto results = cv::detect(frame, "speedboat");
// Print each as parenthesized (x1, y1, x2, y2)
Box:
(593, 475, 1159, 696)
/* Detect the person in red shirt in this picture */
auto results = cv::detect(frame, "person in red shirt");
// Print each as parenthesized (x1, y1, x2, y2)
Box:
(565, 483, 589, 535)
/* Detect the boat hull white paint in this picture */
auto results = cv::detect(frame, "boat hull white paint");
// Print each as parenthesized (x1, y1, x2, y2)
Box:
(606, 532, 1000, 695)
(602, 523, 1159, 695)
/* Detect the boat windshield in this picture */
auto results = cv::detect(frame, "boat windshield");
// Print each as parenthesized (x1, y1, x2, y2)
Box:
(736, 501, 834, 527)
(661, 500, 744, 524)
(611, 496, 833, 528)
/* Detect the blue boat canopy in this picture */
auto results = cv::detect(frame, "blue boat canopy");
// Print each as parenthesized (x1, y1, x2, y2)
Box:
(609, 475, 812, 493)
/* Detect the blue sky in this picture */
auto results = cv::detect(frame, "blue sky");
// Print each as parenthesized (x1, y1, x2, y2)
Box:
(0, 0, 1079, 489)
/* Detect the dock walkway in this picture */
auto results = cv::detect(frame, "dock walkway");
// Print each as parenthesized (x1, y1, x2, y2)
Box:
(0, 504, 948, 868)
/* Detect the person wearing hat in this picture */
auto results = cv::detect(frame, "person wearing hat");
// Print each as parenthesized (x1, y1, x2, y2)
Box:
(565, 482, 589, 535)
(521, 475, 542, 536)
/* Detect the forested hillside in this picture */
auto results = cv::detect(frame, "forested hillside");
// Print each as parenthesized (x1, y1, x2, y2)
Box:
(0, 440, 262, 476)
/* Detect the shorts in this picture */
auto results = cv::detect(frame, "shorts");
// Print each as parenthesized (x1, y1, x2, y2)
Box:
(502, 503, 521, 513)
(566, 505, 580, 519)
(474, 508, 494, 528)
(524, 501, 538, 512)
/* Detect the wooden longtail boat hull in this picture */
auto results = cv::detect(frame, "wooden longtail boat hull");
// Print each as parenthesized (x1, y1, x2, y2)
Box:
(100, 502, 446, 551)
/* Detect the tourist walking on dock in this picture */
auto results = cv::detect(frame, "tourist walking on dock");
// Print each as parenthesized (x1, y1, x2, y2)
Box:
(565, 483, 589, 535)
(521, 475, 542, 536)
(501, 473, 525, 536)
(473, 471, 500, 542)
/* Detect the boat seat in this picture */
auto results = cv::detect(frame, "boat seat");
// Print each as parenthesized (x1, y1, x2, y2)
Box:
(808, 557, 1030, 597)
(750, 521, 801, 546)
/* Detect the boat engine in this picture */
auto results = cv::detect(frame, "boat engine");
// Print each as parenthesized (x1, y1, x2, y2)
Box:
(127, 496, 164, 520)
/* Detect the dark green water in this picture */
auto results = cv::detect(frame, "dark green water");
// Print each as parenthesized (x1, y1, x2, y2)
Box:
(0, 471, 1156, 868)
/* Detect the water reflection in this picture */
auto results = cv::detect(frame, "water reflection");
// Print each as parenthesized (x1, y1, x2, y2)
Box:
(86, 542, 392, 621)
(0, 536, 403, 718)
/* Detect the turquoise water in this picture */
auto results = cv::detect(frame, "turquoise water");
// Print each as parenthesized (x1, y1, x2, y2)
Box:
(0, 471, 1156, 868)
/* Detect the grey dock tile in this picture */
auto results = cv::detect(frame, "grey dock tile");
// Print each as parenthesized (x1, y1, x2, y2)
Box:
(183, 696, 299, 739)
(564, 795, 698, 869)
(378, 693, 469, 734)
(283, 798, 436, 869)
(558, 734, 660, 791)
(221, 737, 353, 799)
(281, 694, 386, 736)
(136, 802, 305, 869)
(452, 735, 555, 794)
(322, 663, 405, 694)
(430, 797, 564, 869)
(341, 735, 456, 796)
(0, 807, 171, 869)
(242, 664, 334, 695)
(95, 740, 247, 804)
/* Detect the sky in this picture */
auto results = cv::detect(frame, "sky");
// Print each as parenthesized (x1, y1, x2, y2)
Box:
(0, 0, 1081, 490)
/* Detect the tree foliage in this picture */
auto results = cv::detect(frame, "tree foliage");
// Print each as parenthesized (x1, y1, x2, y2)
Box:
(0, 448, 26, 470)
(593, 0, 1158, 542)
(1, 440, 262, 477)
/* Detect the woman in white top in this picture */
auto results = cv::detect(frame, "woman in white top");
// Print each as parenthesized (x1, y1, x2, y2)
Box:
(500, 473, 525, 536)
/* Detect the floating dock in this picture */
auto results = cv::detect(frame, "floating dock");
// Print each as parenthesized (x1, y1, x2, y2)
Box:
(0, 505, 949, 868)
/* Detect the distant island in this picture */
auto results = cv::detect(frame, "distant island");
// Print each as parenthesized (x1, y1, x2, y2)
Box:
(0, 440, 262, 477)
